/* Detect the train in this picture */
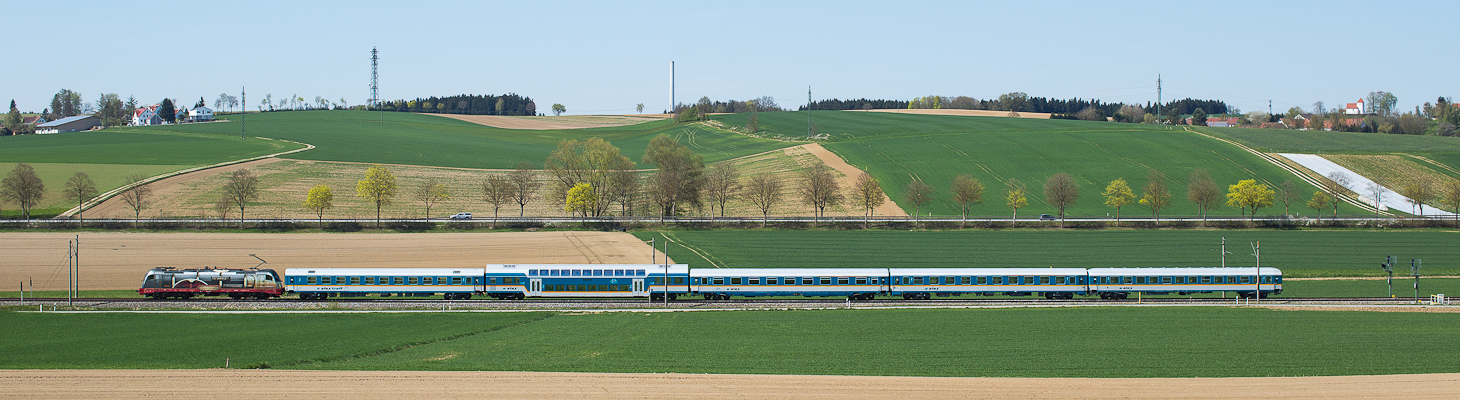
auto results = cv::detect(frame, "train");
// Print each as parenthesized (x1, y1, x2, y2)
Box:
(137, 267, 285, 299)
(276, 265, 1283, 301)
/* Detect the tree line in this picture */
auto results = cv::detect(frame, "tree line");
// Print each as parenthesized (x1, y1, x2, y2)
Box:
(370, 94, 537, 116)
(797, 93, 1228, 123)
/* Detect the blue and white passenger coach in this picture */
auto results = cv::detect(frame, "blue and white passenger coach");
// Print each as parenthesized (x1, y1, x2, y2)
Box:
(889, 268, 1091, 299)
(692, 268, 888, 300)
(284, 268, 485, 300)
(1087, 267, 1283, 299)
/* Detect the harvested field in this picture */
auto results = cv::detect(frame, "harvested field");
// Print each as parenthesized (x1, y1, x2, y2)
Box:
(429, 114, 666, 130)
(2, 370, 1457, 400)
(85, 158, 285, 219)
(1321, 154, 1460, 198)
(0, 231, 668, 291)
(849, 108, 1054, 119)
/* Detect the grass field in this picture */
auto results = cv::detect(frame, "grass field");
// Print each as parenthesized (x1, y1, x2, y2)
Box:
(133, 111, 796, 169)
(1197, 125, 1460, 154)
(718, 111, 1359, 216)
(0, 127, 299, 165)
(2, 308, 1456, 377)
(634, 230, 1460, 277)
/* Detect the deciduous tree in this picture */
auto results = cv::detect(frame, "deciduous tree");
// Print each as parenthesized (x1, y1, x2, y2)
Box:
(851, 172, 884, 228)
(1191, 108, 1207, 126)
(797, 165, 841, 223)
(414, 177, 450, 220)
(1005, 179, 1028, 227)
(950, 174, 984, 227)
(1138, 169, 1171, 223)
(551, 103, 566, 116)
(1, 164, 44, 219)
(1276, 179, 1300, 215)
(1307, 191, 1332, 222)
(302, 185, 334, 227)
(1401, 178, 1433, 217)
(1186, 168, 1221, 226)
(511, 162, 540, 217)
(642, 135, 705, 221)
(546, 138, 634, 217)
(636, 103, 645, 114)
(481, 175, 514, 228)
(743, 174, 784, 227)
(62, 172, 97, 223)
(564, 182, 597, 219)
(120, 173, 152, 224)
(223, 168, 261, 228)
(1102, 178, 1134, 226)
(1441, 179, 1460, 227)
(1043, 173, 1079, 227)
(1226, 179, 1274, 223)
(703, 162, 742, 219)
(903, 179, 933, 227)
(356, 164, 398, 227)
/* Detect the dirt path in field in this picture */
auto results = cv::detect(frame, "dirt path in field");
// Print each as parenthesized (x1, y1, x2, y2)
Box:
(849, 108, 1054, 119)
(1, 232, 668, 291)
(1287, 276, 1460, 280)
(798, 143, 907, 217)
(429, 114, 667, 130)
(83, 158, 285, 219)
(2, 370, 1456, 399)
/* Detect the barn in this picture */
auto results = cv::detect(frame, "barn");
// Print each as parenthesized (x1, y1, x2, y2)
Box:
(35, 115, 102, 134)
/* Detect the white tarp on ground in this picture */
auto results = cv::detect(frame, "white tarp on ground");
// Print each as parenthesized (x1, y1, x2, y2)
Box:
(1278, 153, 1454, 216)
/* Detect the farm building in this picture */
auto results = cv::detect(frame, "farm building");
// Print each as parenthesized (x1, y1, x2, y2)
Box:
(1344, 98, 1366, 115)
(188, 107, 214, 122)
(21, 116, 46, 125)
(35, 115, 102, 134)
(131, 105, 162, 126)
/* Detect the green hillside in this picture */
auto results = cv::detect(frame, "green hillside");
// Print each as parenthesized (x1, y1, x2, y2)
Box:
(134, 111, 796, 169)
(719, 111, 1357, 217)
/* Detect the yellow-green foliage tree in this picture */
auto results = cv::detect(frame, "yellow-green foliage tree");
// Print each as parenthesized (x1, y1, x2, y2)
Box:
(1226, 179, 1274, 223)
(565, 182, 598, 218)
(302, 185, 334, 227)
(1102, 178, 1134, 226)
(1306, 190, 1332, 222)
(1005, 178, 1028, 227)
(356, 165, 398, 227)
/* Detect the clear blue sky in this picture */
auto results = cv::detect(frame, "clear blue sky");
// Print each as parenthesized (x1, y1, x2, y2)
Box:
(6, 0, 1456, 115)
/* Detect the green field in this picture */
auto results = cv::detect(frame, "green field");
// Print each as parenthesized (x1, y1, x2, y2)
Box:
(0, 163, 189, 210)
(719, 111, 1360, 216)
(132, 111, 796, 169)
(1197, 125, 1460, 154)
(635, 230, 1460, 277)
(0, 128, 298, 165)
(2, 308, 1456, 377)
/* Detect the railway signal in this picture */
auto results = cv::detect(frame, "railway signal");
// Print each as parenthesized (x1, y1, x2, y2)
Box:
(1380, 256, 1395, 297)
(1411, 259, 1422, 302)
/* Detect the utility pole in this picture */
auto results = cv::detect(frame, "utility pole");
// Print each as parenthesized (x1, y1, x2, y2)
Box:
(671, 61, 675, 117)
(1251, 241, 1260, 303)
(1156, 75, 1162, 125)
(241, 87, 246, 139)
(372, 47, 382, 128)
(1412, 259, 1422, 302)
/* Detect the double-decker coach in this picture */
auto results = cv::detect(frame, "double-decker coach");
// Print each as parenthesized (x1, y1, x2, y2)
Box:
(509, 264, 689, 300)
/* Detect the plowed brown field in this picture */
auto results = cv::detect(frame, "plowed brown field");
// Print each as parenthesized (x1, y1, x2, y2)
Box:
(2, 370, 1456, 400)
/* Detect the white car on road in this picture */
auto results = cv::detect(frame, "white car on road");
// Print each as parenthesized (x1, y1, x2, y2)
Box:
(449, 212, 472, 220)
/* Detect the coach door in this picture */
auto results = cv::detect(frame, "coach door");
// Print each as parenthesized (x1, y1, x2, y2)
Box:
(529, 279, 542, 295)
(632, 279, 646, 295)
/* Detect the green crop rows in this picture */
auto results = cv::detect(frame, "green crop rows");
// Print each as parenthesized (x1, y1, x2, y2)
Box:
(635, 230, 1460, 278)
(3, 308, 1456, 377)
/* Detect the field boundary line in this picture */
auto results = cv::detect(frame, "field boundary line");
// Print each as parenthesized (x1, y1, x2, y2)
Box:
(58, 137, 315, 218)
(1183, 127, 1384, 215)
(659, 232, 723, 269)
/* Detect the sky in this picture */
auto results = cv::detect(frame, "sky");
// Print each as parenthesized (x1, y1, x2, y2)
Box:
(5, 0, 1457, 116)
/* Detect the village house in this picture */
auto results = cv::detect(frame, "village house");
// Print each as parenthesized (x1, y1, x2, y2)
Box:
(131, 105, 163, 126)
(1344, 98, 1366, 115)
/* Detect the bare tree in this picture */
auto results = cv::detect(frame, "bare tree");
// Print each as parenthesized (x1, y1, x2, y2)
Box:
(606, 167, 641, 218)
(414, 177, 450, 220)
(703, 162, 742, 220)
(797, 165, 842, 223)
(1277, 179, 1300, 215)
(950, 174, 984, 227)
(1365, 182, 1386, 217)
(481, 175, 515, 228)
(120, 173, 152, 224)
(1324, 171, 1353, 217)
(0, 163, 44, 220)
(1043, 173, 1079, 227)
(743, 174, 784, 227)
(903, 179, 934, 227)
(851, 172, 885, 228)
(62, 172, 98, 224)
(642, 135, 704, 221)
(222, 168, 261, 228)
(1187, 168, 1221, 226)
(511, 162, 541, 217)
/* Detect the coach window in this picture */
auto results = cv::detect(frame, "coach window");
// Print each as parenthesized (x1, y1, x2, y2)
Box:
(812, 277, 825, 285)
(838, 277, 849, 285)
(591, 270, 601, 276)
(713, 277, 724, 285)
(1162, 277, 1172, 284)
(767, 278, 778, 285)
(452, 277, 462, 285)
(1199, 276, 1210, 284)
(855, 278, 867, 285)
(307, 276, 317, 285)
(749, 278, 760, 285)
(731, 277, 742, 285)
(913, 277, 924, 285)
(349, 277, 360, 285)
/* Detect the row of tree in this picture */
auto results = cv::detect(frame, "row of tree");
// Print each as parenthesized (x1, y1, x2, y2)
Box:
(370, 94, 537, 116)
(798, 94, 1228, 118)
(0, 163, 148, 222)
